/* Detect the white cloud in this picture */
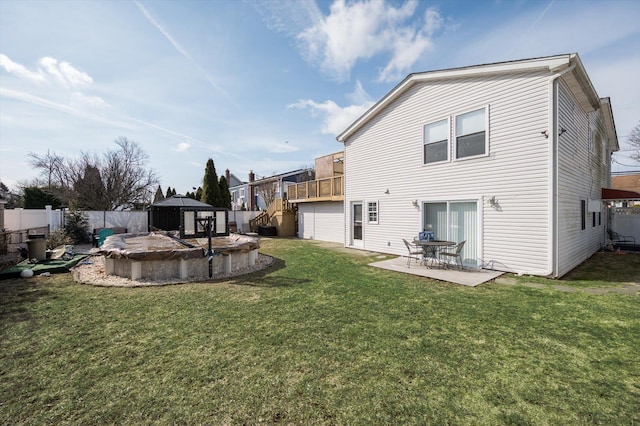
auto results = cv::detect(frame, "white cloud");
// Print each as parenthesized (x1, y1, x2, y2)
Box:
(70, 92, 110, 109)
(290, 79, 374, 136)
(39, 57, 92, 88)
(296, 0, 441, 82)
(290, 98, 374, 136)
(346, 79, 373, 105)
(0, 87, 129, 128)
(0, 54, 92, 89)
(175, 142, 191, 152)
(269, 141, 299, 153)
(58, 60, 93, 87)
(251, 0, 322, 37)
(0, 53, 45, 83)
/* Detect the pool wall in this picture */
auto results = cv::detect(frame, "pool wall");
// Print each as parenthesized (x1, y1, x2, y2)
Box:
(99, 232, 260, 281)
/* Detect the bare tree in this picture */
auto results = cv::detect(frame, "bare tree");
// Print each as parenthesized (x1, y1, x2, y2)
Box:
(28, 137, 158, 210)
(254, 175, 279, 209)
(102, 137, 159, 209)
(28, 150, 67, 188)
(629, 122, 640, 163)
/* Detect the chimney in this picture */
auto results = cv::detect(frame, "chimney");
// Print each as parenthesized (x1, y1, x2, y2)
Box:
(225, 168, 230, 184)
(248, 171, 255, 210)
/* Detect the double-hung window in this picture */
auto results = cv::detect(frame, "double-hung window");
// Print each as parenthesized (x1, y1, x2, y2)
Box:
(423, 119, 449, 164)
(455, 107, 487, 159)
(367, 201, 378, 224)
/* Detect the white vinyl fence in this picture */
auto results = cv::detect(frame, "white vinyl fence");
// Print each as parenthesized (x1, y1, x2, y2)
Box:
(228, 210, 261, 233)
(4, 206, 65, 232)
(4, 207, 260, 235)
(84, 211, 148, 233)
(612, 208, 640, 243)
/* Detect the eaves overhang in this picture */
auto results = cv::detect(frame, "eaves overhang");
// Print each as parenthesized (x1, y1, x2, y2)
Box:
(336, 53, 605, 143)
(599, 97, 619, 152)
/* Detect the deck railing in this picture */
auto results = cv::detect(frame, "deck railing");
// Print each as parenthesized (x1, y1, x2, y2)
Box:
(249, 198, 295, 232)
(289, 176, 343, 201)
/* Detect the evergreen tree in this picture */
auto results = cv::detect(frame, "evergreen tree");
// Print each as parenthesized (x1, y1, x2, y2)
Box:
(73, 164, 107, 209)
(201, 159, 222, 206)
(153, 185, 164, 203)
(195, 186, 203, 201)
(23, 187, 63, 209)
(171, 187, 177, 196)
(165, 186, 173, 199)
(218, 176, 232, 209)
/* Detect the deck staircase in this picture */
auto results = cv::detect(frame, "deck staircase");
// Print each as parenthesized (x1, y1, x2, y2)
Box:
(249, 198, 297, 236)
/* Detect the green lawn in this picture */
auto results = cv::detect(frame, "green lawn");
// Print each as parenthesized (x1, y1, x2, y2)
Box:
(1, 239, 639, 425)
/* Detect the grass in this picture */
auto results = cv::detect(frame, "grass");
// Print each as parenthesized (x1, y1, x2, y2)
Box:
(510, 250, 640, 289)
(1, 238, 639, 424)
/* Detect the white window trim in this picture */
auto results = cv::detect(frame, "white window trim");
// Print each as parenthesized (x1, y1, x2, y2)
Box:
(453, 105, 490, 161)
(422, 116, 450, 165)
(367, 201, 379, 224)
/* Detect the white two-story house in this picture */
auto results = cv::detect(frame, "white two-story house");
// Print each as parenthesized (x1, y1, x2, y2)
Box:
(336, 53, 618, 277)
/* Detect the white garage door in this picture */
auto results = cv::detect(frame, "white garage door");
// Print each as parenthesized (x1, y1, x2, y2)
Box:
(298, 202, 344, 243)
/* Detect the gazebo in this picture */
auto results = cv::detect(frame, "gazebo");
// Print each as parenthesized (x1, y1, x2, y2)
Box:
(148, 195, 229, 238)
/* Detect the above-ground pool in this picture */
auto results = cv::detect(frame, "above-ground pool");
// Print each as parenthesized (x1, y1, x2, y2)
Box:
(97, 232, 260, 281)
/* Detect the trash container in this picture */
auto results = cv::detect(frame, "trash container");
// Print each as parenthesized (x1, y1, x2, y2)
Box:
(258, 225, 277, 236)
(26, 233, 47, 261)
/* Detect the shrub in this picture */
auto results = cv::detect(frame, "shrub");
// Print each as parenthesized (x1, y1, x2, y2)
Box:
(64, 210, 90, 243)
(47, 229, 73, 250)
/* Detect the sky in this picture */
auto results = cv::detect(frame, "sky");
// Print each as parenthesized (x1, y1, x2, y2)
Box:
(1, 0, 639, 196)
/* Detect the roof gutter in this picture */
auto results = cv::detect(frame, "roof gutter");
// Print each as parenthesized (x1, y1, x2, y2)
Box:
(547, 59, 576, 278)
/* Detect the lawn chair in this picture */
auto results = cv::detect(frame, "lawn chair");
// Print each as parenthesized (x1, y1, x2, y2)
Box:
(97, 228, 114, 247)
(403, 239, 423, 268)
(439, 240, 465, 270)
(607, 229, 636, 248)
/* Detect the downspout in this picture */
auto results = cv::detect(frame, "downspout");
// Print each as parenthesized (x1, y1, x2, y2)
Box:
(546, 61, 576, 277)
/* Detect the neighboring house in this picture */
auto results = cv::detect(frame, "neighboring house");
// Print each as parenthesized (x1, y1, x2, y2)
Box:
(226, 170, 249, 211)
(611, 174, 640, 207)
(289, 151, 345, 243)
(227, 168, 314, 213)
(250, 168, 315, 210)
(336, 53, 618, 277)
(245, 168, 315, 236)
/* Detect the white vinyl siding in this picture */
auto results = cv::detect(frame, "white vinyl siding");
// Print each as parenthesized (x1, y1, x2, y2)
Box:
(297, 202, 344, 243)
(556, 79, 607, 276)
(343, 70, 552, 273)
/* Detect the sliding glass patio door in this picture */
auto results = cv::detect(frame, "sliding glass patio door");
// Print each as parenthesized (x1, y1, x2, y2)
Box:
(423, 201, 477, 267)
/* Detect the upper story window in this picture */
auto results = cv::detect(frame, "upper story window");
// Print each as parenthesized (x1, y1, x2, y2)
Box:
(367, 201, 378, 224)
(455, 107, 487, 159)
(423, 118, 449, 164)
(239, 188, 245, 199)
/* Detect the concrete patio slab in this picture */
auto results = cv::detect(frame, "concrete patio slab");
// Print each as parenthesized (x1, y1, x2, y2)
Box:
(369, 256, 503, 287)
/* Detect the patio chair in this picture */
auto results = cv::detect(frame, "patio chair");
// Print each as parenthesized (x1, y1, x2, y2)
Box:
(439, 240, 466, 271)
(97, 228, 114, 247)
(403, 239, 423, 268)
(607, 229, 636, 247)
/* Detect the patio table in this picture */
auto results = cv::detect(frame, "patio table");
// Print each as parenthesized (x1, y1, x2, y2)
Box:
(413, 239, 455, 268)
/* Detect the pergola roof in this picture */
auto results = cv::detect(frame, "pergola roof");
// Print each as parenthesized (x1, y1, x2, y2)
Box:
(601, 188, 640, 201)
(150, 195, 213, 208)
